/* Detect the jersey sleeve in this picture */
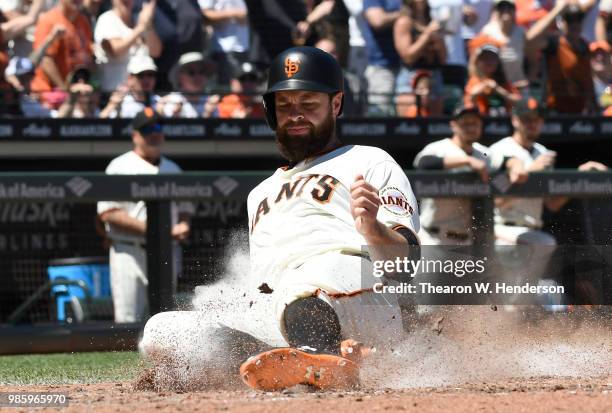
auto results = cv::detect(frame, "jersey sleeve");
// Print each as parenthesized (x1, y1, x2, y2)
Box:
(486, 148, 506, 172)
(413, 141, 445, 168)
(97, 200, 124, 215)
(365, 160, 420, 234)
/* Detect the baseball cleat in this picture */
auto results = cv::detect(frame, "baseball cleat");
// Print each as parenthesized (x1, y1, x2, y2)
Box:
(340, 339, 373, 364)
(239, 347, 359, 391)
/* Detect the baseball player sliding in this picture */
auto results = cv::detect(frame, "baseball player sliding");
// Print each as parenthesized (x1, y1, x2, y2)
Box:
(140, 47, 420, 391)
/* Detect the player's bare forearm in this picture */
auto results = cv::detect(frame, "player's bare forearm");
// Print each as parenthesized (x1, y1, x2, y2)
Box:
(443, 155, 472, 169)
(40, 56, 66, 90)
(362, 221, 407, 246)
(364, 222, 415, 276)
(99, 209, 146, 235)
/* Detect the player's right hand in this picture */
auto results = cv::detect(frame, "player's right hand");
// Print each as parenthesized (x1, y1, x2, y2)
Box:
(508, 163, 528, 184)
(467, 156, 489, 182)
(578, 161, 607, 171)
(171, 222, 190, 241)
(350, 175, 382, 239)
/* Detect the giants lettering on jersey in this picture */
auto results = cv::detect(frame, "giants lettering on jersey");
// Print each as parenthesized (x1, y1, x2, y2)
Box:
(251, 174, 339, 233)
(380, 186, 414, 216)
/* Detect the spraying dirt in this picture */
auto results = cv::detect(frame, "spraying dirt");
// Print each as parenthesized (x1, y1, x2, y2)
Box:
(137, 233, 611, 393)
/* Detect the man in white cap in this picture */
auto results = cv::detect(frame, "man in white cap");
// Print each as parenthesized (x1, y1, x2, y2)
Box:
(100, 54, 160, 118)
(156, 52, 219, 118)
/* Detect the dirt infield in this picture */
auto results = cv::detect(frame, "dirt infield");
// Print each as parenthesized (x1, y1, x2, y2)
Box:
(2, 376, 610, 413)
(2, 308, 609, 412)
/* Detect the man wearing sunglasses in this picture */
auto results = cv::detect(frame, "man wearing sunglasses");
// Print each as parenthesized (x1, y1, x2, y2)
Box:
(157, 52, 220, 118)
(97, 108, 192, 323)
(101, 54, 161, 118)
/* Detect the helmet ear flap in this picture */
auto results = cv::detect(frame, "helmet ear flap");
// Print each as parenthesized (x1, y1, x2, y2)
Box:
(263, 94, 277, 130)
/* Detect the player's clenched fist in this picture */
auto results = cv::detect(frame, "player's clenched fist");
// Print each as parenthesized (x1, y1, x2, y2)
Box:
(350, 174, 382, 237)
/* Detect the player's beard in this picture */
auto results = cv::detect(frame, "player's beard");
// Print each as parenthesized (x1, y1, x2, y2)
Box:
(276, 110, 335, 164)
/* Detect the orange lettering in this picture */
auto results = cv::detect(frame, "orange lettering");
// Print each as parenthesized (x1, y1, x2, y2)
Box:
(311, 175, 339, 204)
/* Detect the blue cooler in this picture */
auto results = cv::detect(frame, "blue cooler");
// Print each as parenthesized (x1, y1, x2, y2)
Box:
(47, 257, 110, 321)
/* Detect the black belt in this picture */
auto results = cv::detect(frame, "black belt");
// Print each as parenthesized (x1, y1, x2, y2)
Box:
(113, 240, 146, 248)
(499, 222, 541, 229)
(426, 227, 470, 241)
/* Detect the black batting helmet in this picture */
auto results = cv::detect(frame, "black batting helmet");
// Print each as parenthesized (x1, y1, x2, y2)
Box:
(263, 46, 344, 130)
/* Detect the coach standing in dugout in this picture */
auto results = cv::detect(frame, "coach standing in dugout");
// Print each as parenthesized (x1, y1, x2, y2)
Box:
(413, 104, 526, 245)
(97, 108, 193, 323)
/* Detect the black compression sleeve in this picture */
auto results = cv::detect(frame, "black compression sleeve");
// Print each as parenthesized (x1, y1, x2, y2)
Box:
(415, 155, 445, 170)
(394, 226, 420, 246)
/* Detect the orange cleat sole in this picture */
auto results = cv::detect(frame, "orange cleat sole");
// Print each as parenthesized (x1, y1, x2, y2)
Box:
(239, 347, 360, 391)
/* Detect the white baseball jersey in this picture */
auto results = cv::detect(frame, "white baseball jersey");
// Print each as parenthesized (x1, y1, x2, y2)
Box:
(489, 136, 549, 228)
(97, 150, 191, 243)
(413, 138, 497, 232)
(247, 145, 420, 290)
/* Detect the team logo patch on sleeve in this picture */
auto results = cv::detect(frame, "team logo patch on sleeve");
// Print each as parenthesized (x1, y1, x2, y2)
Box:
(380, 187, 414, 216)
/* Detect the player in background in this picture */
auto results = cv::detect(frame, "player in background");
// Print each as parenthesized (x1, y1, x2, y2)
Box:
(140, 47, 420, 392)
(97, 108, 192, 323)
(489, 99, 607, 310)
(489, 99, 607, 247)
(413, 104, 526, 245)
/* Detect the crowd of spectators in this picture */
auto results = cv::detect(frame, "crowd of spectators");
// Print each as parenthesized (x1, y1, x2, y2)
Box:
(1, 0, 611, 119)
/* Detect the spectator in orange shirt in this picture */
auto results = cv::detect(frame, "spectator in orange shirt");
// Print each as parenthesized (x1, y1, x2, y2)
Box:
(218, 62, 264, 118)
(31, 0, 93, 101)
(542, 5, 598, 114)
(464, 39, 521, 116)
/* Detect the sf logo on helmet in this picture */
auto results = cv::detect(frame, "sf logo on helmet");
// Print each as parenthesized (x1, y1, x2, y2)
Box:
(284, 56, 301, 78)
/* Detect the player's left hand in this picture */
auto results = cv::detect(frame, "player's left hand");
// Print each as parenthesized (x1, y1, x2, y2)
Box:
(350, 175, 382, 237)
(578, 161, 607, 171)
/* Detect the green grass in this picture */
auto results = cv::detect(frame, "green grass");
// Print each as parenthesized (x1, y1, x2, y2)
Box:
(0, 351, 144, 385)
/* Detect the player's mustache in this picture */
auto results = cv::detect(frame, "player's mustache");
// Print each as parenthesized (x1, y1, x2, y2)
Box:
(282, 121, 314, 130)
